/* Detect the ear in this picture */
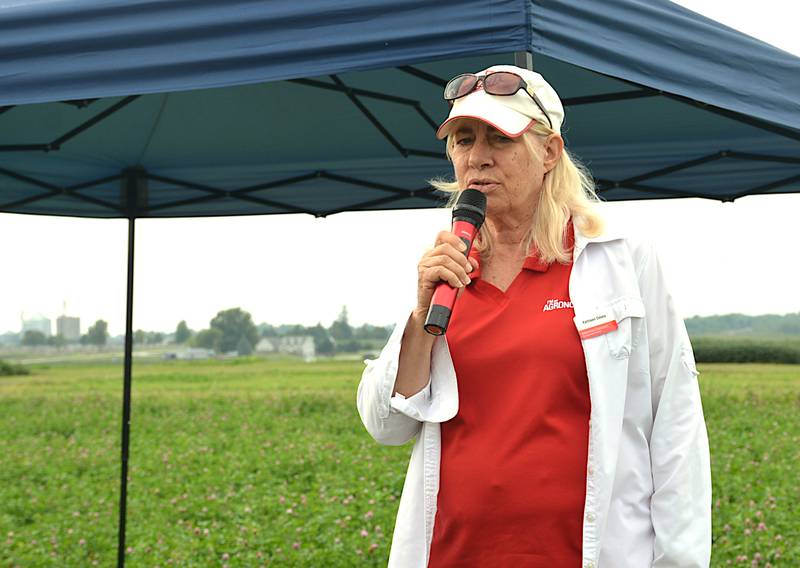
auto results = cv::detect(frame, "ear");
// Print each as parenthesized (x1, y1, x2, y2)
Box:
(543, 134, 564, 173)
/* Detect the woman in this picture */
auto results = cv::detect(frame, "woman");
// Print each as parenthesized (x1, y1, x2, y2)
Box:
(357, 65, 711, 568)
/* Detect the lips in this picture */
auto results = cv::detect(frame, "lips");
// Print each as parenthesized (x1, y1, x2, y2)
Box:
(466, 178, 499, 191)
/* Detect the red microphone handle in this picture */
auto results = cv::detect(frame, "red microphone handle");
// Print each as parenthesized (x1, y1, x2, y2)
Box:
(423, 219, 479, 335)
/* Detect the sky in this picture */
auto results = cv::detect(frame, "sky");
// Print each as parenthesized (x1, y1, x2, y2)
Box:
(1, 0, 799, 337)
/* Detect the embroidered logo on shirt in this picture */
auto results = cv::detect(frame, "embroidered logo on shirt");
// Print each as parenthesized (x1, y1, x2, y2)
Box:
(543, 299, 573, 312)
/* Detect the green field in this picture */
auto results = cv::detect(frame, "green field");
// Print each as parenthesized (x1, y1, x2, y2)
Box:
(1, 359, 798, 567)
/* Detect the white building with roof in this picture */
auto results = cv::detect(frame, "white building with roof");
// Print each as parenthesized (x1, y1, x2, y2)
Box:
(256, 335, 316, 362)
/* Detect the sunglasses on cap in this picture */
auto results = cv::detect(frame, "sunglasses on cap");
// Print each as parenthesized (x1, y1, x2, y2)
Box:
(443, 71, 554, 130)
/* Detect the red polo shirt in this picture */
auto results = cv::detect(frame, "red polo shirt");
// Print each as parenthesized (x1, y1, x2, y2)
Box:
(428, 227, 590, 567)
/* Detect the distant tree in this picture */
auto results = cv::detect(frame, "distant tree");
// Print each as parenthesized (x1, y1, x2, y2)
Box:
(147, 332, 165, 345)
(685, 312, 800, 337)
(210, 308, 259, 353)
(259, 323, 278, 337)
(85, 320, 108, 346)
(353, 323, 392, 341)
(309, 323, 335, 356)
(277, 324, 306, 336)
(236, 336, 254, 356)
(335, 339, 364, 353)
(175, 320, 192, 344)
(192, 328, 223, 351)
(47, 334, 66, 348)
(779, 319, 800, 334)
(329, 306, 353, 341)
(21, 330, 47, 346)
(134, 330, 166, 345)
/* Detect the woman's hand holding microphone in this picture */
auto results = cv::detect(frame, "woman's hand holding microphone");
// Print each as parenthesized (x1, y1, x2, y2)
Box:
(395, 189, 485, 396)
(414, 231, 475, 322)
(393, 230, 476, 398)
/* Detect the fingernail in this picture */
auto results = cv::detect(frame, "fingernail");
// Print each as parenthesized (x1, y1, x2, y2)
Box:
(466, 277, 472, 285)
(458, 240, 467, 251)
(466, 262, 473, 272)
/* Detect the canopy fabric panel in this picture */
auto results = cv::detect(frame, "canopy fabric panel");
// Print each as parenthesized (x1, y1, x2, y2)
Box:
(531, 0, 800, 132)
(0, 0, 528, 106)
(2, 0, 797, 129)
(0, 0, 798, 219)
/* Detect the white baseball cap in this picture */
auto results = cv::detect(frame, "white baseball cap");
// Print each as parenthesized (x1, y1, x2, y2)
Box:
(436, 64, 565, 139)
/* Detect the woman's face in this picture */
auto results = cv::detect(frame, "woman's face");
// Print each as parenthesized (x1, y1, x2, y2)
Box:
(450, 119, 561, 221)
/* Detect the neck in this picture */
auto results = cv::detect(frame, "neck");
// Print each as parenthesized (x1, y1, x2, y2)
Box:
(485, 211, 533, 249)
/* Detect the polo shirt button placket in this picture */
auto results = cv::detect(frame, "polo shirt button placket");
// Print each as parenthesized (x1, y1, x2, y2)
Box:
(584, 561, 595, 568)
(586, 512, 595, 523)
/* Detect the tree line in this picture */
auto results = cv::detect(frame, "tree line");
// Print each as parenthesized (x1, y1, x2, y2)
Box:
(19, 306, 391, 356)
(182, 306, 391, 356)
(685, 312, 800, 336)
(17, 311, 800, 351)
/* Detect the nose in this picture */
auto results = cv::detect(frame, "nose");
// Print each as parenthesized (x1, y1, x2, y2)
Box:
(467, 135, 493, 170)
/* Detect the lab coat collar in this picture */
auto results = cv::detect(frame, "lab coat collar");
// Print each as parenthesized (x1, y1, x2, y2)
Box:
(573, 220, 626, 261)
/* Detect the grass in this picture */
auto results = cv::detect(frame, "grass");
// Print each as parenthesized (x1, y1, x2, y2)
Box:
(1, 359, 798, 566)
(701, 364, 799, 566)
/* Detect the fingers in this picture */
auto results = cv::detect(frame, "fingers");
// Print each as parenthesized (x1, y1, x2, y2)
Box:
(419, 265, 467, 292)
(435, 230, 466, 252)
(419, 252, 471, 288)
(419, 232, 474, 286)
(416, 230, 477, 312)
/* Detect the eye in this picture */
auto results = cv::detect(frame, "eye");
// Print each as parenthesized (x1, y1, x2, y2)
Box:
(454, 135, 474, 147)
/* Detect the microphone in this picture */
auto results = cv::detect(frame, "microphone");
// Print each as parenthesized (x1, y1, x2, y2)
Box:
(424, 188, 487, 336)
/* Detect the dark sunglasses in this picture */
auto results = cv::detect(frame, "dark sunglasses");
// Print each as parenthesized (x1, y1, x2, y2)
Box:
(443, 71, 553, 130)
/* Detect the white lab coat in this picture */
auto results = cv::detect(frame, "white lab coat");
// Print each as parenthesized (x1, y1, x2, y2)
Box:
(357, 224, 712, 568)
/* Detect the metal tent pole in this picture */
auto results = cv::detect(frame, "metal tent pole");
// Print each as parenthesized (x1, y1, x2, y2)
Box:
(117, 169, 145, 568)
(116, 215, 135, 568)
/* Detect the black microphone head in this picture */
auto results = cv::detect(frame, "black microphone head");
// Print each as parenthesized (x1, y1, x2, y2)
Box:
(453, 188, 487, 227)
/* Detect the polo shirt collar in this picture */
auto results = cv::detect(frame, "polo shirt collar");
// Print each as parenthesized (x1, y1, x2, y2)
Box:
(522, 253, 549, 272)
(467, 248, 549, 282)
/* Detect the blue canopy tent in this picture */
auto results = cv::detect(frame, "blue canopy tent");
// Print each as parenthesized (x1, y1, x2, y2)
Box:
(1, 0, 798, 564)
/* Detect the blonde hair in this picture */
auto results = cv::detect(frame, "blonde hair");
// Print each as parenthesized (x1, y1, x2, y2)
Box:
(430, 121, 604, 264)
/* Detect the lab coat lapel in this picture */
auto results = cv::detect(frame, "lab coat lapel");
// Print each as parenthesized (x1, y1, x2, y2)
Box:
(570, 228, 641, 541)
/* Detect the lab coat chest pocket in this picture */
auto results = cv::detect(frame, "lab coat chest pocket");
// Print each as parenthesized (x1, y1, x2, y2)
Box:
(605, 297, 646, 359)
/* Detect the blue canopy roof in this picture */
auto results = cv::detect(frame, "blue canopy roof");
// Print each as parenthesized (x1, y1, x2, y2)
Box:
(1, 0, 798, 218)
